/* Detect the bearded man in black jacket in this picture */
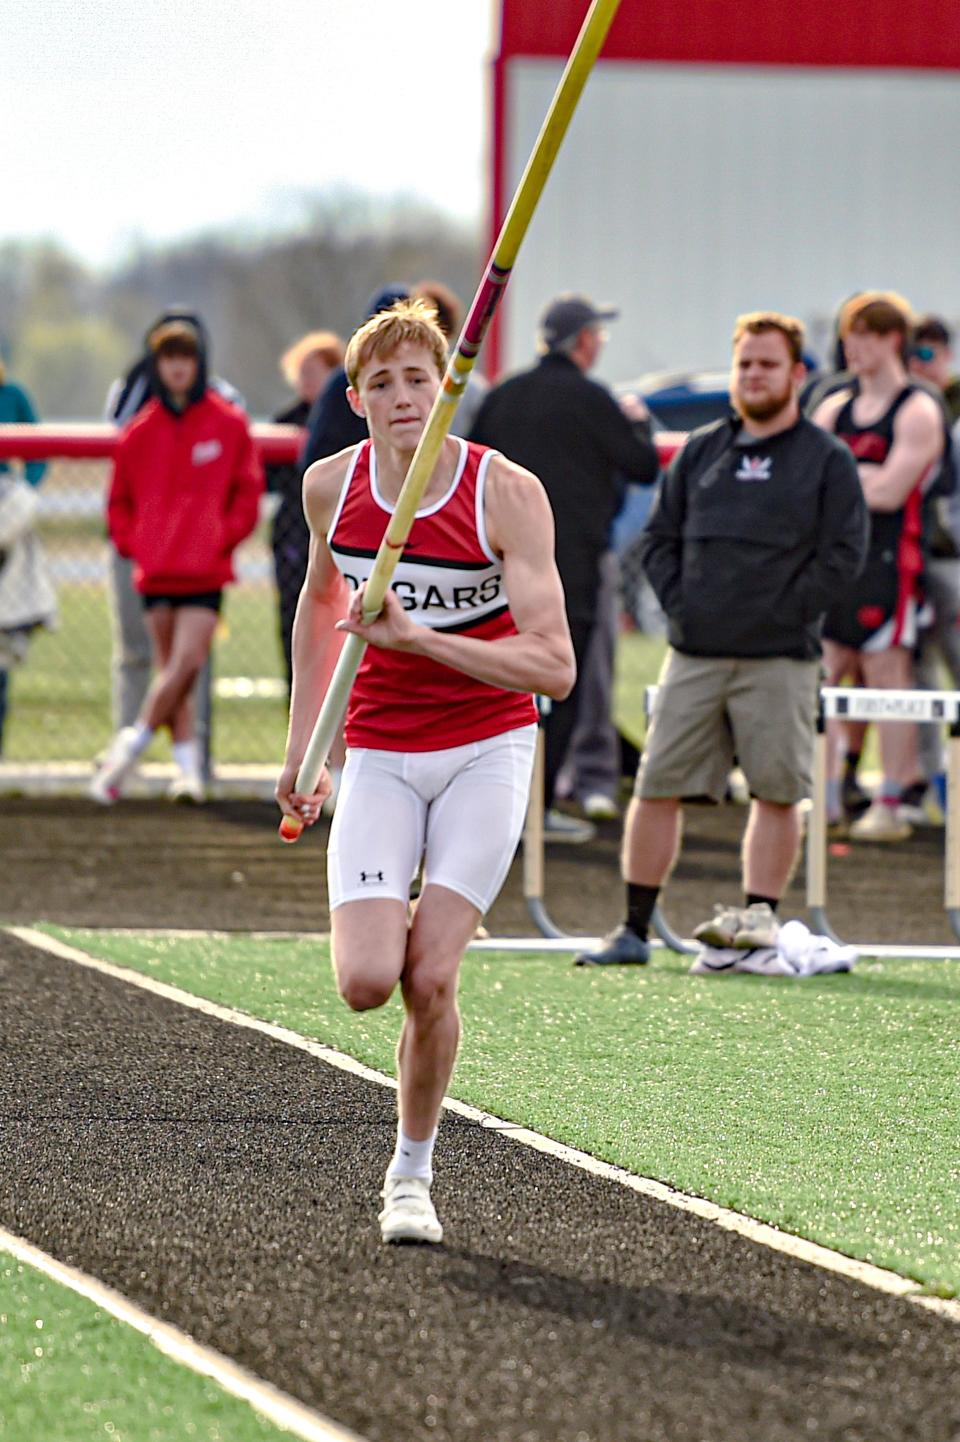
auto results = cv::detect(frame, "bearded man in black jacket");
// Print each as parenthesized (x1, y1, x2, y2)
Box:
(470, 294, 659, 840)
(576, 311, 868, 968)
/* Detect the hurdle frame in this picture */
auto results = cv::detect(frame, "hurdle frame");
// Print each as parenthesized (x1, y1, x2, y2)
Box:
(522, 684, 960, 959)
(808, 686, 960, 954)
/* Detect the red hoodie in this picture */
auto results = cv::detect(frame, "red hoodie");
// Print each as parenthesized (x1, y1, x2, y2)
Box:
(108, 391, 264, 594)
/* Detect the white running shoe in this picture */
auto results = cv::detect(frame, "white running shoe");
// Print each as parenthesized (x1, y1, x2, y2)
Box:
(167, 771, 206, 804)
(581, 792, 619, 821)
(378, 1176, 443, 1245)
(733, 902, 780, 950)
(692, 904, 744, 949)
(89, 727, 141, 806)
(849, 800, 912, 843)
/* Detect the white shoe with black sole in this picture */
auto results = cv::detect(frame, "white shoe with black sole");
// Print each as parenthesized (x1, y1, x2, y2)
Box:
(378, 1176, 443, 1245)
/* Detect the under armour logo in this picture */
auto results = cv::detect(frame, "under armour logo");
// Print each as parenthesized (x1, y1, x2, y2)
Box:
(735, 455, 772, 482)
(360, 870, 384, 884)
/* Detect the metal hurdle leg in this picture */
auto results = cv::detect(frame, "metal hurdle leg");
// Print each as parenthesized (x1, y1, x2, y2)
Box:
(651, 902, 696, 954)
(524, 726, 565, 939)
(807, 692, 841, 942)
(947, 716, 960, 941)
(812, 686, 960, 954)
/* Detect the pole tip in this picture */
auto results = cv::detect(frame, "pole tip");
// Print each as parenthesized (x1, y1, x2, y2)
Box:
(278, 815, 304, 844)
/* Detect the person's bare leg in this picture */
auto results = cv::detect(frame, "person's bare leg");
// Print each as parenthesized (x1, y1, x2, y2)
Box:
(861, 647, 922, 790)
(331, 897, 409, 1011)
(821, 640, 859, 805)
(621, 796, 682, 886)
(742, 799, 802, 899)
(573, 795, 682, 963)
(396, 883, 479, 1139)
(141, 608, 218, 734)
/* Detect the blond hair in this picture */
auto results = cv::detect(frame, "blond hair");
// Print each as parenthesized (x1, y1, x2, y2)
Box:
(839, 290, 914, 340)
(345, 300, 448, 389)
(279, 330, 344, 387)
(733, 311, 806, 363)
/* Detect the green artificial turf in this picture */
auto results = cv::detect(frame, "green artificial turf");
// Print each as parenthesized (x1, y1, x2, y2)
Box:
(0, 1253, 298, 1442)
(43, 925, 960, 1298)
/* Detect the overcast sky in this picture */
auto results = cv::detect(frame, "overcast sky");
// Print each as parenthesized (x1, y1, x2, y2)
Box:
(9, 0, 496, 269)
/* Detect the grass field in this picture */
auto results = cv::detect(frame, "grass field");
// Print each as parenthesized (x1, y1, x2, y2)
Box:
(5, 581, 291, 765)
(42, 925, 960, 1299)
(0, 1255, 292, 1442)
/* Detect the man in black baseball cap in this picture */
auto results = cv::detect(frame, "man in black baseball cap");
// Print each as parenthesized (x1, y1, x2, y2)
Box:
(539, 293, 620, 353)
(470, 291, 658, 841)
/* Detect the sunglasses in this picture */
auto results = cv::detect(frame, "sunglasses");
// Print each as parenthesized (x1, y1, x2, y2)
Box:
(910, 344, 938, 362)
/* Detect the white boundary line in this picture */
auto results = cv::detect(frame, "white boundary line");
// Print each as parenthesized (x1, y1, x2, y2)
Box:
(44, 924, 960, 960)
(0, 1230, 365, 1442)
(7, 925, 960, 1328)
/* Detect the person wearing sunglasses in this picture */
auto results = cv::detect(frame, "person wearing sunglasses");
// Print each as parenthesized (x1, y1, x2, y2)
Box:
(908, 316, 960, 426)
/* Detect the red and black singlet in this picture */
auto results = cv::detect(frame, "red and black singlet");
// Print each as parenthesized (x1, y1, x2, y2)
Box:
(824, 385, 931, 649)
(327, 437, 538, 750)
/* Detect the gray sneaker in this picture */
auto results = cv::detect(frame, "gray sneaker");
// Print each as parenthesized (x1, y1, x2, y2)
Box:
(732, 902, 780, 949)
(543, 809, 596, 844)
(574, 924, 650, 967)
(692, 903, 744, 949)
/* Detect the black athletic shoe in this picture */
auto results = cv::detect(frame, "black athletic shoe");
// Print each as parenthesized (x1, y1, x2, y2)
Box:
(574, 924, 650, 967)
(841, 774, 872, 818)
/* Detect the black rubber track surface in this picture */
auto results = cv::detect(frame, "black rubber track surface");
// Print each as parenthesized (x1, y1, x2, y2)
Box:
(2, 932, 959, 1442)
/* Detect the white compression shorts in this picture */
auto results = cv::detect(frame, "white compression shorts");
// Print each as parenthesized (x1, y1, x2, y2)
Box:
(327, 724, 537, 914)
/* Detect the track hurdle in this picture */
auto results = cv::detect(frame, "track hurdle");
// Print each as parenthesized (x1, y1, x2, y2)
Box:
(521, 693, 694, 953)
(522, 683, 960, 958)
(808, 687, 960, 954)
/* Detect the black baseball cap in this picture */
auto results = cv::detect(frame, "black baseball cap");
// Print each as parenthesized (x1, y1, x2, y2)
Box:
(539, 293, 619, 350)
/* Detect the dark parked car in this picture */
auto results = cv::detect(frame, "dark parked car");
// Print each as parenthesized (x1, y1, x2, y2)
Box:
(617, 370, 731, 432)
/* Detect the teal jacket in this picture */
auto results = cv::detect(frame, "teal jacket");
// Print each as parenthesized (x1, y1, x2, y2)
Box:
(0, 382, 47, 486)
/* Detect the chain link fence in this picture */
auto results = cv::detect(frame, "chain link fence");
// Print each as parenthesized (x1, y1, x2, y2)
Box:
(0, 424, 299, 795)
(0, 425, 679, 796)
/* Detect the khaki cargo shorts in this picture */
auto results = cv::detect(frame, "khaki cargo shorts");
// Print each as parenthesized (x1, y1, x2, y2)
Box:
(635, 651, 819, 805)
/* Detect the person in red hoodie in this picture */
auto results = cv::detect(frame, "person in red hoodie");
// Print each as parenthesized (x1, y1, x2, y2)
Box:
(91, 319, 263, 804)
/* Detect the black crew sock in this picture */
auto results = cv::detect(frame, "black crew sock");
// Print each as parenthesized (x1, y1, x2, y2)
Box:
(744, 893, 778, 911)
(626, 883, 659, 939)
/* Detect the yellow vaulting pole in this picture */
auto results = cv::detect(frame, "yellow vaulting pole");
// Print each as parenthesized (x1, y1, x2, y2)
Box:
(280, 0, 623, 842)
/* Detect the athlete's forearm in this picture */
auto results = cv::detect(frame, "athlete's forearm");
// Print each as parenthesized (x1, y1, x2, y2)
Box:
(404, 626, 575, 701)
(859, 466, 920, 512)
(284, 591, 347, 768)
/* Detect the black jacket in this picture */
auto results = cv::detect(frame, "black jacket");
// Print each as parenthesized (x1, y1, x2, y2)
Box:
(298, 365, 366, 472)
(469, 353, 659, 622)
(641, 414, 868, 660)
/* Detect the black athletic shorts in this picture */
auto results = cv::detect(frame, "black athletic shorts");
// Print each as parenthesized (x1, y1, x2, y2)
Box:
(142, 590, 223, 613)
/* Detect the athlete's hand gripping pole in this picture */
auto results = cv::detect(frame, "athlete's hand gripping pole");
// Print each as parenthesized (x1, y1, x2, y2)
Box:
(279, 0, 624, 842)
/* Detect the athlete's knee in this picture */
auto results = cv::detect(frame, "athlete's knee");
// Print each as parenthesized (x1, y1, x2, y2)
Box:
(337, 968, 395, 1012)
(401, 959, 458, 1022)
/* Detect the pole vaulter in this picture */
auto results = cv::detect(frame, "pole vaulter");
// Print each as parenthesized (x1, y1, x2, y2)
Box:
(279, 0, 623, 842)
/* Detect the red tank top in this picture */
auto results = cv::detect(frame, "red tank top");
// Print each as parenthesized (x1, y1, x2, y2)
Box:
(328, 438, 538, 751)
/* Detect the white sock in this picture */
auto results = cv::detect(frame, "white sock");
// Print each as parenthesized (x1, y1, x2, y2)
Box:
(128, 722, 155, 758)
(173, 738, 200, 776)
(386, 1127, 437, 1184)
